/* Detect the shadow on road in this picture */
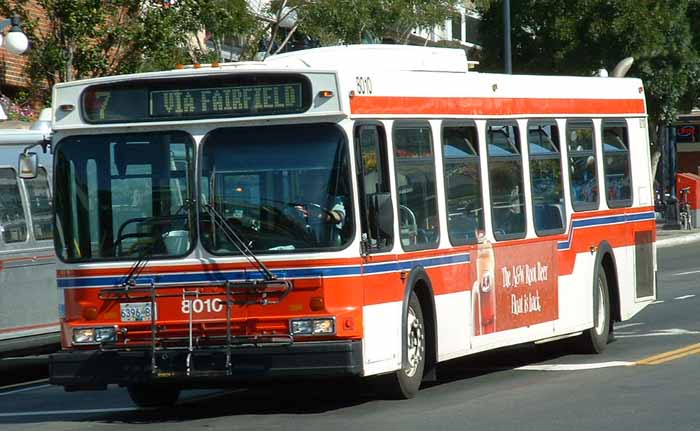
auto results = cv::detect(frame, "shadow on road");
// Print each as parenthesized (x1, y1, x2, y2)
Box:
(0, 338, 588, 426)
(0, 356, 48, 387)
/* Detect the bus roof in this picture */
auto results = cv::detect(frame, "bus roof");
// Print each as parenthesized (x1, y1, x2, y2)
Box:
(51, 45, 647, 131)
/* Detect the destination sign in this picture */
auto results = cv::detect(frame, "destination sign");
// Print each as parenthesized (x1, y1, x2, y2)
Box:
(150, 83, 303, 118)
(81, 75, 310, 123)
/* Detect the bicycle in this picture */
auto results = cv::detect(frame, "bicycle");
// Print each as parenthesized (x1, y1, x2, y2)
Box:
(679, 187, 693, 230)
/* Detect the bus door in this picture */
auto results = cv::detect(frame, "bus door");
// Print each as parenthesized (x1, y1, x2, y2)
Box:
(354, 123, 400, 367)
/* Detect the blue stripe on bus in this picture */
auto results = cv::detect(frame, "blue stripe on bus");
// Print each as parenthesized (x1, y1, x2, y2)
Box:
(57, 253, 471, 289)
(557, 211, 655, 250)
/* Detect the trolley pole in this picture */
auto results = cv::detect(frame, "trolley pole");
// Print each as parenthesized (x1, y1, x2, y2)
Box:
(504, 0, 512, 74)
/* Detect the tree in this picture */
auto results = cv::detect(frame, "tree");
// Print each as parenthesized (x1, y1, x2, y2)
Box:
(477, 0, 700, 179)
(0, 0, 256, 101)
(246, 0, 464, 59)
(2, 0, 464, 102)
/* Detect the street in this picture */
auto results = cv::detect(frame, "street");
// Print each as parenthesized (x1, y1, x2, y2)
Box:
(1, 241, 699, 431)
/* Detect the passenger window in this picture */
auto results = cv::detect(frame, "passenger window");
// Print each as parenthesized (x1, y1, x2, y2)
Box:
(393, 123, 439, 250)
(487, 122, 525, 240)
(0, 168, 28, 243)
(442, 124, 483, 245)
(528, 121, 565, 235)
(567, 120, 599, 211)
(24, 167, 53, 240)
(356, 124, 393, 251)
(602, 120, 632, 207)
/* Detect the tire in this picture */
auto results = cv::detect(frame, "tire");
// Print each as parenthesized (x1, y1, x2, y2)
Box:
(373, 291, 425, 399)
(576, 266, 610, 354)
(127, 384, 180, 408)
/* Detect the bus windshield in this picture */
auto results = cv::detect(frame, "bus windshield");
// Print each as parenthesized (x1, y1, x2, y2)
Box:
(54, 131, 195, 262)
(200, 124, 353, 254)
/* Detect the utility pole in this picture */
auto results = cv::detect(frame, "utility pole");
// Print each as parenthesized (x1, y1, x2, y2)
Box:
(504, 0, 512, 74)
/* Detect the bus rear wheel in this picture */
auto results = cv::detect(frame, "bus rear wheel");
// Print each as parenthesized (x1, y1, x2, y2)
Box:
(374, 291, 425, 399)
(127, 384, 180, 408)
(576, 266, 610, 354)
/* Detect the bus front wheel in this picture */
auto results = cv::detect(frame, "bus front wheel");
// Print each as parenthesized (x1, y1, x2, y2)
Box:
(374, 291, 425, 399)
(577, 266, 610, 354)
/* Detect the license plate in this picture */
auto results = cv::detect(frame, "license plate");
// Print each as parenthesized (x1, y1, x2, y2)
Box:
(120, 302, 155, 322)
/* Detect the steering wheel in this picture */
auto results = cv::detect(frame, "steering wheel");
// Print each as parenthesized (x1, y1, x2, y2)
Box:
(289, 202, 333, 225)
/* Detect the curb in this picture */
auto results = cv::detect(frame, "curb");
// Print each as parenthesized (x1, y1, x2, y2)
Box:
(656, 231, 700, 249)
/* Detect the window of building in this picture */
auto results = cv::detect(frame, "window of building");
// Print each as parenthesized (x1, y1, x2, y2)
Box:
(487, 121, 526, 240)
(0, 168, 27, 243)
(602, 120, 632, 207)
(442, 123, 483, 245)
(24, 167, 53, 240)
(394, 123, 439, 250)
(567, 120, 599, 211)
(528, 121, 565, 234)
(451, 13, 463, 41)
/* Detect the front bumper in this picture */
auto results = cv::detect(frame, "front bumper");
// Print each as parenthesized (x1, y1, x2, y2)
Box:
(50, 340, 363, 390)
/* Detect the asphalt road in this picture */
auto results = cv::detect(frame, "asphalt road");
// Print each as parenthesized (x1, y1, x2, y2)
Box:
(2, 242, 700, 431)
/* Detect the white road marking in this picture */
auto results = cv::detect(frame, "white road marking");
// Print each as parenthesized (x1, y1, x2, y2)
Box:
(672, 270, 700, 277)
(651, 300, 665, 305)
(615, 328, 700, 338)
(0, 407, 140, 418)
(516, 361, 634, 371)
(615, 322, 644, 329)
(674, 295, 696, 300)
(0, 384, 51, 397)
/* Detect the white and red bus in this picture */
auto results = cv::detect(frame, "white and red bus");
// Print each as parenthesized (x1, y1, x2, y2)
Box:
(48, 45, 656, 406)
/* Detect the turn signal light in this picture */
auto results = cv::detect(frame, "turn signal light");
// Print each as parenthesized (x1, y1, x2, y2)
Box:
(82, 306, 98, 321)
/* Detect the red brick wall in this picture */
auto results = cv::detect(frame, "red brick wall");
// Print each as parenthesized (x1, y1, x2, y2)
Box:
(1, 2, 48, 91)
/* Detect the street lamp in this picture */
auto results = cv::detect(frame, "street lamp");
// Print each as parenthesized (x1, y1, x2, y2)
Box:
(0, 15, 29, 55)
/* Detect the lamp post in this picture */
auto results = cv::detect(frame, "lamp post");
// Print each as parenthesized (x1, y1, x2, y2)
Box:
(0, 15, 29, 55)
(503, 0, 512, 74)
(0, 15, 29, 120)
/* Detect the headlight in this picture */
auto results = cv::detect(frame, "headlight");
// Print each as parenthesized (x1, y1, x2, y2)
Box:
(72, 327, 117, 345)
(290, 318, 335, 336)
(95, 327, 117, 343)
(72, 328, 95, 344)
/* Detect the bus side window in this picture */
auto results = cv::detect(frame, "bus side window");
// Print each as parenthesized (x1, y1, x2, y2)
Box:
(487, 121, 526, 240)
(528, 121, 566, 235)
(567, 120, 599, 211)
(24, 167, 53, 241)
(0, 167, 28, 243)
(602, 120, 632, 207)
(355, 124, 393, 251)
(442, 123, 483, 245)
(393, 123, 440, 250)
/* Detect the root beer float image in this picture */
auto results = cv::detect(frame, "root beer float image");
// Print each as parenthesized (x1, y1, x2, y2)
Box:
(473, 232, 496, 335)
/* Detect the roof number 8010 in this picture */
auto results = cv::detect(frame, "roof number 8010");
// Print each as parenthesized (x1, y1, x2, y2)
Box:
(356, 76, 372, 95)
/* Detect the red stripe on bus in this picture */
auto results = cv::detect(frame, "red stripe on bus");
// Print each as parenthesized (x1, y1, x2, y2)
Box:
(56, 207, 654, 279)
(349, 96, 647, 116)
(0, 322, 59, 334)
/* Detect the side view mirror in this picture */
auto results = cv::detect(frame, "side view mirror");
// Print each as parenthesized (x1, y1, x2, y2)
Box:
(18, 152, 38, 179)
(363, 192, 393, 254)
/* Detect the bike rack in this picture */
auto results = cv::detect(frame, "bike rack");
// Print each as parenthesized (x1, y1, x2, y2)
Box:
(98, 277, 293, 377)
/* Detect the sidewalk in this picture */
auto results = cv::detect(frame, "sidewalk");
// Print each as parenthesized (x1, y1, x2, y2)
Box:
(656, 220, 700, 248)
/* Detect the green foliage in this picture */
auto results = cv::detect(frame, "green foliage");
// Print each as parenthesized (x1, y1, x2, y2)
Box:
(297, 0, 460, 45)
(0, 0, 463, 100)
(476, 0, 700, 131)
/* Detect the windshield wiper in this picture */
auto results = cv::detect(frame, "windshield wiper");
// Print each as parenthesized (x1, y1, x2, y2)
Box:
(203, 203, 277, 281)
(119, 199, 194, 288)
